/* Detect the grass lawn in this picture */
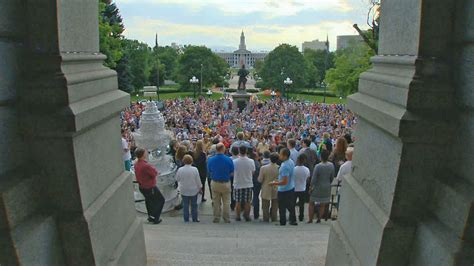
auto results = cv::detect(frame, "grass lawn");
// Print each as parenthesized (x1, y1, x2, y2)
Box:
(131, 91, 223, 102)
(258, 93, 346, 104)
(130, 91, 346, 104)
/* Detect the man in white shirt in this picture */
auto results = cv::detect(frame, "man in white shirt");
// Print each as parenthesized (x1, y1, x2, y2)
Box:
(293, 154, 310, 221)
(121, 129, 132, 171)
(233, 145, 255, 221)
(335, 147, 353, 210)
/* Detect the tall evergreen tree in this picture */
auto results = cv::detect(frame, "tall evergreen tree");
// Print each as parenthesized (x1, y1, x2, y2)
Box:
(99, 0, 135, 93)
(99, 0, 124, 68)
(115, 53, 134, 93)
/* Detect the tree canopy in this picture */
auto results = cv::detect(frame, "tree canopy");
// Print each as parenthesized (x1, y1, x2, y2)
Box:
(176, 46, 229, 90)
(324, 41, 374, 97)
(303, 49, 335, 86)
(99, 0, 124, 69)
(259, 44, 306, 91)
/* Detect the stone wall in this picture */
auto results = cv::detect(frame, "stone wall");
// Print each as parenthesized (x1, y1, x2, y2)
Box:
(326, 0, 473, 265)
(0, 1, 146, 265)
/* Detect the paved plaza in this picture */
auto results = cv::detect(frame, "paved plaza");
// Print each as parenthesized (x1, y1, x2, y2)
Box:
(228, 75, 256, 90)
(142, 194, 330, 266)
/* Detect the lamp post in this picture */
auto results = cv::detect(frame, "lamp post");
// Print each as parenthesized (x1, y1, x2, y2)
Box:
(189, 76, 199, 98)
(156, 64, 160, 101)
(206, 89, 213, 99)
(200, 64, 203, 96)
(284, 77, 293, 99)
(322, 81, 326, 103)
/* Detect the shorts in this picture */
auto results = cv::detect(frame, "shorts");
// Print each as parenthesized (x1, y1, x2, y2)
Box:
(124, 159, 132, 171)
(233, 187, 253, 203)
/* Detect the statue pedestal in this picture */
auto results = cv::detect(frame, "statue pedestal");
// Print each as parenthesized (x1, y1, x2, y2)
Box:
(231, 91, 251, 112)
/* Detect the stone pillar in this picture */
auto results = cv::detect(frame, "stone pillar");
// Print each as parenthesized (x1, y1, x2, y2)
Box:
(326, 0, 473, 265)
(0, 0, 146, 265)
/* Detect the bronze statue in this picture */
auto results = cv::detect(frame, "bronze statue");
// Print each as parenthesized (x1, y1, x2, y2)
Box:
(237, 64, 249, 91)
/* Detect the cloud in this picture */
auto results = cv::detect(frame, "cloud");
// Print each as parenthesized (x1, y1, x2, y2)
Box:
(123, 17, 360, 51)
(117, 0, 353, 17)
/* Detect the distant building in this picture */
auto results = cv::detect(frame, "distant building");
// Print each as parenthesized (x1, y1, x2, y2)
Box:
(336, 35, 364, 50)
(170, 42, 184, 54)
(302, 39, 329, 52)
(215, 31, 267, 68)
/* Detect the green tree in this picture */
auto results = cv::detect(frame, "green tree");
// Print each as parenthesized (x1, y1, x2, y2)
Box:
(155, 46, 179, 81)
(98, 0, 124, 69)
(176, 46, 229, 91)
(259, 44, 306, 92)
(148, 60, 165, 87)
(115, 53, 134, 93)
(325, 41, 374, 97)
(99, 0, 136, 94)
(303, 48, 335, 85)
(304, 57, 319, 89)
(122, 39, 153, 92)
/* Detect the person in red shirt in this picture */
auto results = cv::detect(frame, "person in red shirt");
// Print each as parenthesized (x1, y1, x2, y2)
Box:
(134, 148, 165, 224)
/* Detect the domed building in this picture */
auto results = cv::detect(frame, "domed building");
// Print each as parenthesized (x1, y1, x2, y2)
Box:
(215, 31, 267, 68)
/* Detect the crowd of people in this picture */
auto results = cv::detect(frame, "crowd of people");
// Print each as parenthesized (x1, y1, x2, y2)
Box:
(121, 96, 355, 225)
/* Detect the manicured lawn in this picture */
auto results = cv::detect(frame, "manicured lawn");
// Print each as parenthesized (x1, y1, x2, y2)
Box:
(129, 91, 346, 104)
(257, 93, 346, 104)
(131, 91, 223, 102)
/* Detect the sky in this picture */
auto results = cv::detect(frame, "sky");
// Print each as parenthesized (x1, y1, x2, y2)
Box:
(115, 0, 373, 52)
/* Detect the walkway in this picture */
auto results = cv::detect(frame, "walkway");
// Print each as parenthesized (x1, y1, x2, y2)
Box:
(228, 75, 256, 90)
(142, 196, 330, 266)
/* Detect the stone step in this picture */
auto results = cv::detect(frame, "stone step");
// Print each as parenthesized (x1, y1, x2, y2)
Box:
(428, 174, 474, 240)
(144, 216, 330, 266)
(148, 252, 323, 265)
(0, 170, 43, 230)
(11, 215, 66, 265)
(144, 198, 330, 266)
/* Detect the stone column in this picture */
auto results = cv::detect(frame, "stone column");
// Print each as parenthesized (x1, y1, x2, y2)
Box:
(326, 0, 473, 265)
(0, 0, 146, 265)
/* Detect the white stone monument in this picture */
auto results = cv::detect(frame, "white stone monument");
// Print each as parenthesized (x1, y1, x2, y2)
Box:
(132, 101, 180, 213)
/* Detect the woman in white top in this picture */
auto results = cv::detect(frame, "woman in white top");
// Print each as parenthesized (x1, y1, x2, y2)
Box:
(293, 154, 310, 222)
(175, 155, 202, 222)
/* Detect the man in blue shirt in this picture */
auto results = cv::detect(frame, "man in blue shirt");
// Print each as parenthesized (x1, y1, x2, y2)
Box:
(207, 143, 234, 223)
(270, 148, 297, 226)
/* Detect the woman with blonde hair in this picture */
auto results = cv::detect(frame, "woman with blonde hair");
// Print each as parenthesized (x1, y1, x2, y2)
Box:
(175, 145, 188, 168)
(193, 140, 208, 202)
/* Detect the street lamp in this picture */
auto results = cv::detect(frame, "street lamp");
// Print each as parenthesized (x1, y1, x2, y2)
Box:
(200, 64, 203, 96)
(284, 77, 293, 99)
(321, 81, 327, 103)
(206, 89, 213, 99)
(189, 76, 199, 98)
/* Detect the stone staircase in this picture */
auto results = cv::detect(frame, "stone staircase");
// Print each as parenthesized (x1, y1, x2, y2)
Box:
(143, 200, 330, 266)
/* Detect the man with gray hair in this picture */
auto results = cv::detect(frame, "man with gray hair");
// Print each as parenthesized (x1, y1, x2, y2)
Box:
(335, 147, 353, 210)
(336, 147, 353, 182)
